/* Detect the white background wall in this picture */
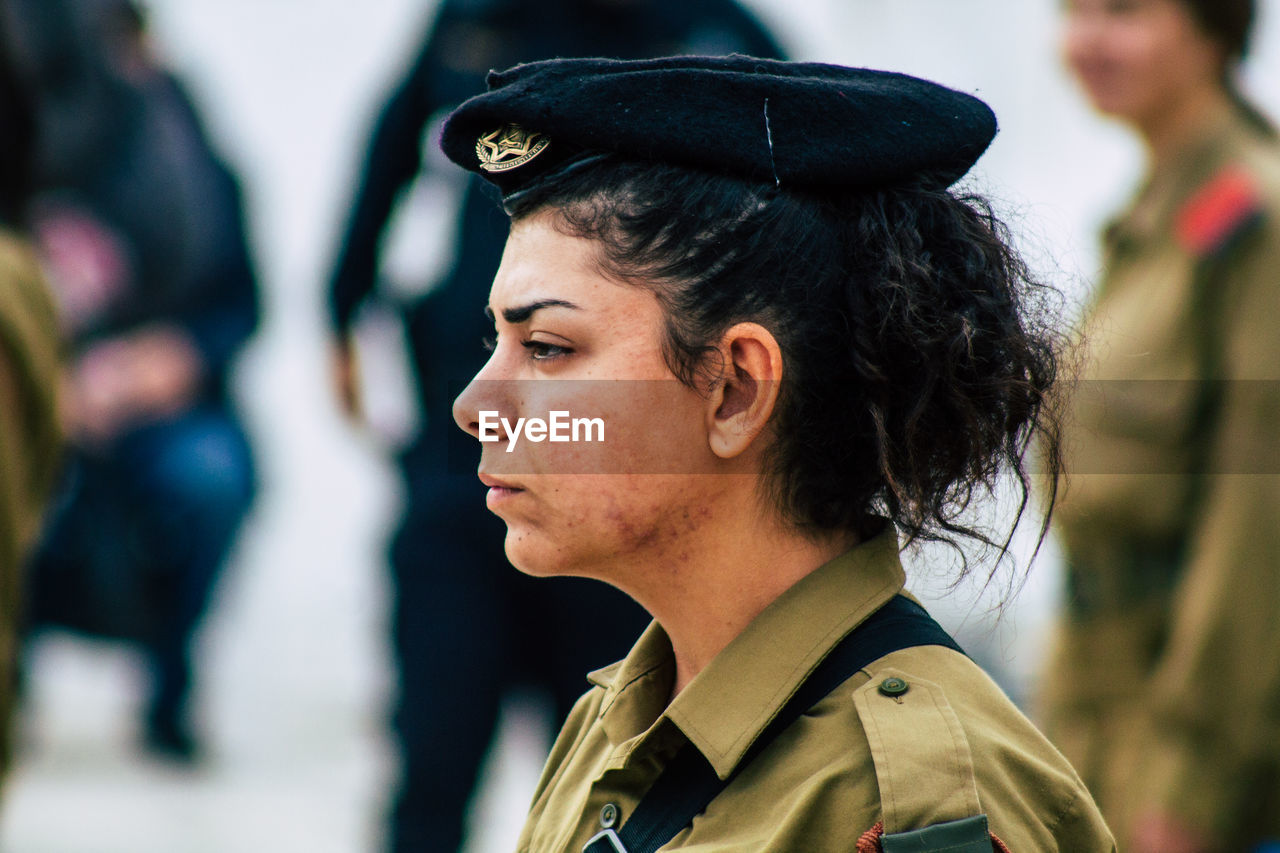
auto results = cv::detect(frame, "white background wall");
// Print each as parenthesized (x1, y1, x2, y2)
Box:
(3, 2, 1278, 851)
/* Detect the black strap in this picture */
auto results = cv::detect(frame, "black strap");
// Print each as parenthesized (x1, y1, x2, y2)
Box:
(585, 594, 964, 853)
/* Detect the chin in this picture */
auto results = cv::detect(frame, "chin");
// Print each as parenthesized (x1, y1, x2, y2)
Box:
(502, 525, 619, 583)
(502, 528, 573, 578)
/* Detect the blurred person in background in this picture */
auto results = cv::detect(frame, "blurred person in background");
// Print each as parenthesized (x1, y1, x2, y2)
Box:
(0, 0, 63, 789)
(324, 1, 784, 849)
(9, 0, 258, 762)
(1046, 1, 1280, 851)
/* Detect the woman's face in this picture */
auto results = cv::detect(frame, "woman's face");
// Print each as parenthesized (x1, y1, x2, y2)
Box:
(452, 210, 733, 587)
(1061, 0, 1225, 127)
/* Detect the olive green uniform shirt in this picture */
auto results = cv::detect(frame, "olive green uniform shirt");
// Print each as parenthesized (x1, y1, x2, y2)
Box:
(0, 229, 62, 782)
(1044, 104, 1280, 848)
(518, 528, 1114, 851)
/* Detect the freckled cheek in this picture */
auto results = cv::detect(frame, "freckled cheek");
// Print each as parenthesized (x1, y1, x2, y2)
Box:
(504, 474, 720, 583)
(521, 476, 657, 540)
(601, 475, 713, 544)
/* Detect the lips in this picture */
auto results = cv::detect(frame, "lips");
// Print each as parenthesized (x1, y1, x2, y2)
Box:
(478, 472, 523, 491)
(479, 470, 525, 510)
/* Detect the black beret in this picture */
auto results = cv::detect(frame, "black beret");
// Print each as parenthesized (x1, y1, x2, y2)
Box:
(440, 55, 997, 196)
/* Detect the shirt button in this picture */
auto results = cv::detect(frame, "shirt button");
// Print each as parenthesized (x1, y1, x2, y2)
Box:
(878, 677, 909, 697)
(600, 802, 620, 829)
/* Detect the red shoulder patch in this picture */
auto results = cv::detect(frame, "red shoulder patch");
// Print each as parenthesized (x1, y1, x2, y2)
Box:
(1175, 165, 1264, 256)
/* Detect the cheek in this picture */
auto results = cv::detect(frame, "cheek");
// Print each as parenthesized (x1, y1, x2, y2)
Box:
(605, 380, 713, 471)
(1066, 22, 1173, 115)
(1109, 15, 1210, 101)
(1129, 29, 1181, 83)
(502, 474, 717, 580)
(490, 380, 712, 476)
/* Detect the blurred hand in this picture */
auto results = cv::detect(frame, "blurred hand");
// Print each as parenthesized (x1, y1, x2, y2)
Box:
(330, 335, 364, 422)
(65, 324, 204, 444)
(1131, 812, 1217, 853)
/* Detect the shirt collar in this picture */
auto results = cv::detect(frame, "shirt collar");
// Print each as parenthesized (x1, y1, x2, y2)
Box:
(587, 620, 676, 748)
(587, 524, 906, 779)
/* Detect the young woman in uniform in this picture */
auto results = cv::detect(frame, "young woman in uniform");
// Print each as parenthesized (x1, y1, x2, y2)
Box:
(446, 56, 1116, 851)
(1047, 2, 1280, 851)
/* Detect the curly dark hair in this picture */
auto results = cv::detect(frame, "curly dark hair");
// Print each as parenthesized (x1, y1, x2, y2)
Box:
(506, 157, 1065, 572)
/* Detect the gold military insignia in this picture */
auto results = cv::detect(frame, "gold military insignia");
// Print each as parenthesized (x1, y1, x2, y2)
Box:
(476, 124, 550, 173)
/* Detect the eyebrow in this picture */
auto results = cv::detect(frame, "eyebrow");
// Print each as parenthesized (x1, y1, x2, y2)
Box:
(485, 298, 581, 324)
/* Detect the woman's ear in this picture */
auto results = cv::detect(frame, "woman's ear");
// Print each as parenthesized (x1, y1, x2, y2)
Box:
(705, 322, 783, 459)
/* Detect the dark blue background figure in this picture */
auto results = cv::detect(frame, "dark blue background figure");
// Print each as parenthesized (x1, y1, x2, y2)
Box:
(10, 0, 258, 761)
(325, 0, 785, 849)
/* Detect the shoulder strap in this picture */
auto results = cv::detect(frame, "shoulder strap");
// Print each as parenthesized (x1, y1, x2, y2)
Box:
(583, 594, 964, 853)
(1174, 165, 1267, 552)
(853, 665, 984, 837)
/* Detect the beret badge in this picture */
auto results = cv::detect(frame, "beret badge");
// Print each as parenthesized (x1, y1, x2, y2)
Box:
(475, 123, 550, 173)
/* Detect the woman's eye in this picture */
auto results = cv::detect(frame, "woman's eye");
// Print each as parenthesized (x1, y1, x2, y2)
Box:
(481, 335, 496, 352)
(522, 340, 572, 361)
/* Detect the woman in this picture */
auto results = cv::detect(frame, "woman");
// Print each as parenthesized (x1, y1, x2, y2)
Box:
(324, 5, 780, 848)
(1046, 2, 1280, 851)
(446, 57, 1115, 851)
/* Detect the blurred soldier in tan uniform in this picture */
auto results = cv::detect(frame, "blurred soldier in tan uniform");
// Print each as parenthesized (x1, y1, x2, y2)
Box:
(0, 243, 61, 757)
(0, 0, 63, 785)
(1047, 2, 1280, 851)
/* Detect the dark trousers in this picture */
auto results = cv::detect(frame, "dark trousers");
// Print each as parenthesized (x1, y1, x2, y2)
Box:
(386, 468, 649, 853)
(26, 405, 255, 729)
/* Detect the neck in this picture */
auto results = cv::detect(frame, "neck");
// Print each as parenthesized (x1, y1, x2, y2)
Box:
(1136, 83, 1232, 175)
(619, 491, 859, 699)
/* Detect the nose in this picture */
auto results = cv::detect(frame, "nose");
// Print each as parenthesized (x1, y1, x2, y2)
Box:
(453, 374, 488, 441)
(453, 354, 510, 442)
